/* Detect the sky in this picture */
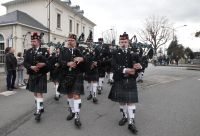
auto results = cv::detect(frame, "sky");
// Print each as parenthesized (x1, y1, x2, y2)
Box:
(0, 0, 200, 51)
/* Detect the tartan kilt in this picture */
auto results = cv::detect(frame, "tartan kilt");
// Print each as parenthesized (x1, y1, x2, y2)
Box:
(98, 67, 106, 78)
(58, 74, 84, 95)
(105, 65, 113, 73)
(85, 69, 99, 82)
(49, 69, 60, 82)
(108, 78, 138, 103)
(27, 74, 47, 93)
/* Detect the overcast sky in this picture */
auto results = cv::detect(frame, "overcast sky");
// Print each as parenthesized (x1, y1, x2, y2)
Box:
(0, 0, 200, 51)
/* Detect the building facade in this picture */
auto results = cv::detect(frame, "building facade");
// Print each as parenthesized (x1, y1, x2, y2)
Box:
(0, 0, 96, 64)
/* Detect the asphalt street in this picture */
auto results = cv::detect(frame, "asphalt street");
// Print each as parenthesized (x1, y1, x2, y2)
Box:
(1, 64, 200, 136)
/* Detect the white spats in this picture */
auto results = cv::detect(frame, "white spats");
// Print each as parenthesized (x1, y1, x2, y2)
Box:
(68, 98, 74, 113)
(127, 105, 136, 124)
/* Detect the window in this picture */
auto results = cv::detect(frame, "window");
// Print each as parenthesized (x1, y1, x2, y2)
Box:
(0, 34, 5, 64)
(69, 19, 73, 32)
(57, 13, 61, 28)
(76, 23, 79, 35)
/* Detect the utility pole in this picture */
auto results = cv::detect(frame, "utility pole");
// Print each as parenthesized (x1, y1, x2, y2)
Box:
(46, 0, 54, 43)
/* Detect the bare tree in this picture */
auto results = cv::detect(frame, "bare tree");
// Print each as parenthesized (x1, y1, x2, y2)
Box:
(139, 15, 172, 54)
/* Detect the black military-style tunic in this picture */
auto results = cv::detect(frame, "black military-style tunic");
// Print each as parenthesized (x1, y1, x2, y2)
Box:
(24, 47, 49, 93)
(81, 44, 100, 82)
(96, 43, 112, 77)
(57, 47, 85, 95)
(48, 52, 60, 82)
(108, 47, 140, 103)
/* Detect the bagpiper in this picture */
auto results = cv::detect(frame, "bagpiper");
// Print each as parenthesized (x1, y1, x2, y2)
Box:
(57, 34, 85, 128)
(24, 32, 50, 122)
(83, 38, 100, 104)
(108, 32, 142, 134)
(48, 47, 61, 100)
(96, 38, 112, 94)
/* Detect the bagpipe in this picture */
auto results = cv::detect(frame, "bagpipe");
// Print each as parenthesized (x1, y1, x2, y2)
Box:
(129, 35, 154, 59)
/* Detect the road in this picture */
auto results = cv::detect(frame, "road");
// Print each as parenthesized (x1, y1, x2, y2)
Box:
(1, 64, 200, 136)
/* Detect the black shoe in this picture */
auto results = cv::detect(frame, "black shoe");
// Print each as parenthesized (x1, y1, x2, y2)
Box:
(11, 86, 18, 89)
(7, 88, 13, 91)
(74, 118, 82, 128)
(54, 95, 60, 101)
(87, 94, 92, 100)
(34, 112, 41, 122)
(128, 121, 138, 134)
(97, 87, 102, 95)
(93, 97, 98, 104)
(34, 109, 44, 115)
(67, 113, 75, 120)
(119, 117, 128, 126)
(40, 108, 44, 113)
(98, 90, 101, 95)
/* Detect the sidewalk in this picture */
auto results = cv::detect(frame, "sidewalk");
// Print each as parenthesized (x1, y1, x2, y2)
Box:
(0, 83, 55, 136)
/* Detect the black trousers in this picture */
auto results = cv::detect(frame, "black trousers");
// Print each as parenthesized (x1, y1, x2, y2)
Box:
(6, 70, 16, 89)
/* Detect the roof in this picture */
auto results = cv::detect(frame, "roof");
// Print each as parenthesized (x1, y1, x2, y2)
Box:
(0, 10, 48, 31)
(2, 0, 96, 26)
(2, 0, 31, 7)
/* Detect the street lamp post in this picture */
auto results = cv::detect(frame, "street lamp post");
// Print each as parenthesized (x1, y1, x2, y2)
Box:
(101, 29, 113, 38)
(162, 25, 187, 41)
(46, 0, 54, 43)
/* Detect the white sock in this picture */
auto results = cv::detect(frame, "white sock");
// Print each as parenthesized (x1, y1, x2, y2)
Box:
(141, 72, 144, 80)
(120, 104, 128, 118)
(88, 82, 92, 94)
(67, 98, 74, 113)
(74, 99, 81, 118)
(36, 98, 43, 113)
(34, 96, 37, 104)
(92, 83, 98, 98)
(109, 73, 113, 80)
(55, 84, 60, 96)
(98, 78, 104, 87)
(127, 105, 136, 124)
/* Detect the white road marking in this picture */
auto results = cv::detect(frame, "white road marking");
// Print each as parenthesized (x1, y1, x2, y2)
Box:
(0, 91, 17, 96)
(198, 79, 200, 81)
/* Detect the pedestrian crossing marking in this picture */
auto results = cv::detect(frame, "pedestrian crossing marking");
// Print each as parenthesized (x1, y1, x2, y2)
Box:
(0, 91, 17, 96)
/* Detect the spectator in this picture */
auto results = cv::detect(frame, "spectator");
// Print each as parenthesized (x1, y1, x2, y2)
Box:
(17, 52, 25, 86)
(5, 47, 17, 91)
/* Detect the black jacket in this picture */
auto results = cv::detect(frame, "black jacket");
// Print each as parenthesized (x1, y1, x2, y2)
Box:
(5, 53, 17, 71)
(24, 47, 50, 75)
(58, 47, 85, 76)
(112, 48, 140, 81)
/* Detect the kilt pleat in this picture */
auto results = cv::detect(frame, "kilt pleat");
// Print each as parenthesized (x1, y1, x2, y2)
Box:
(108, 78, 138, 103)
(27, 74, 47, 93)
(85, 69, 99, 82)
(58, 74, 84, 95)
